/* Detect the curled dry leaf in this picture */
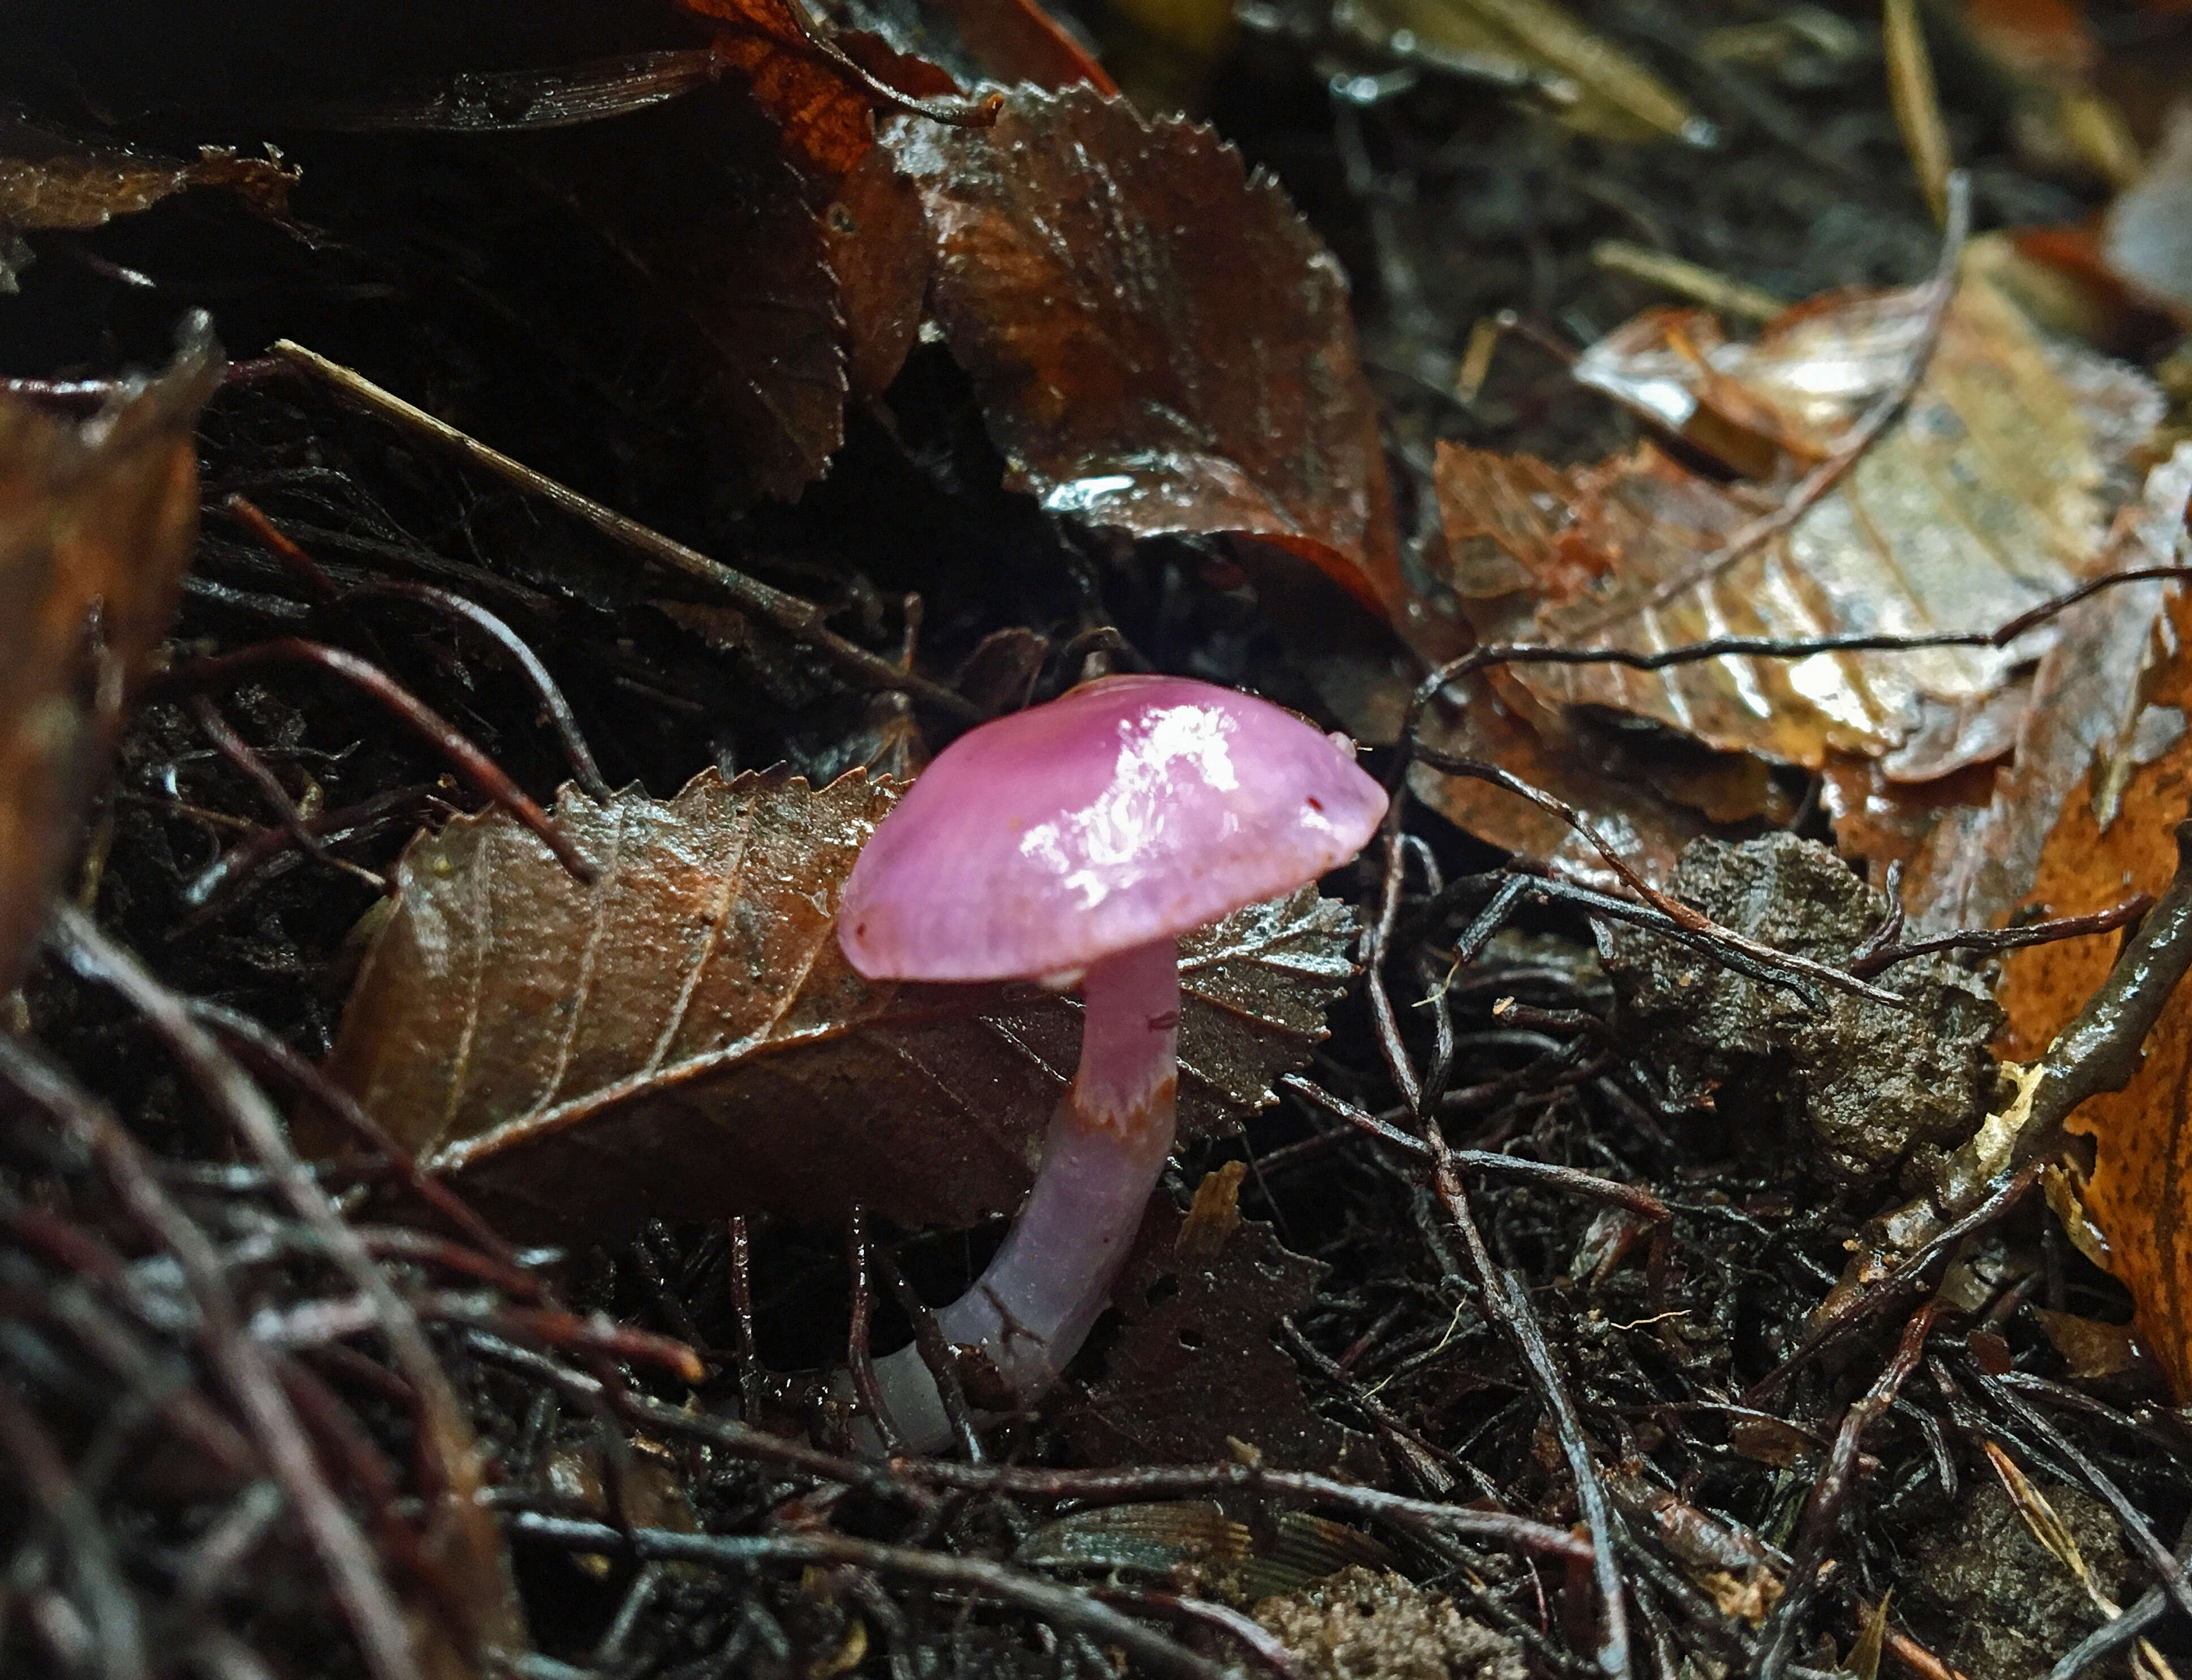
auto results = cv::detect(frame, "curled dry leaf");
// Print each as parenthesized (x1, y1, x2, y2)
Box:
(1434, 272, 2161, 772)
(884, 84, 1401, 612)
(0, 326, 219, 992)
(324, 769, 1357, 1240)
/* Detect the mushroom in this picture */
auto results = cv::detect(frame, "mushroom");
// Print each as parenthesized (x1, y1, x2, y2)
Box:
(837, 673, 1388, 1449)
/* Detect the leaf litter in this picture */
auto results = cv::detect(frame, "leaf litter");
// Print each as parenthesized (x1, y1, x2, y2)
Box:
(10, 0, 2192, 1677)
(326, 767, 1359, 1237)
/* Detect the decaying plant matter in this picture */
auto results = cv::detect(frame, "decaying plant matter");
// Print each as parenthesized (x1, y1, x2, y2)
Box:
(5, 1, 2192, 1678)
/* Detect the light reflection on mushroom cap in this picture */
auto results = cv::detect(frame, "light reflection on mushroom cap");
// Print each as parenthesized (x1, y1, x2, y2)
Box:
(839, 674, 1388, 982)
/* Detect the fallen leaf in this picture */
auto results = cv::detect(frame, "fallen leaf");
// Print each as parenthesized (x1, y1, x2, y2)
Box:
(0, 112, 297, 233)
(498, 93, 846, 507)
(928, 0, 1116, 89)
(0, 325, 218, 992)
(1435, 271, 2162, 771)
(1058, 1201, 1380, 1475)
(325, 769, 1358, 1240)
(1864, 443, 2192, 931)
(675, 0, 973, 405)
(1971, 458, 2192, 1396)
(883, 84, 1401, 612)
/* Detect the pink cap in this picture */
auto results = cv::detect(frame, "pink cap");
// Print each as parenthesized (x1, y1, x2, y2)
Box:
(839, 674, 1388, 981)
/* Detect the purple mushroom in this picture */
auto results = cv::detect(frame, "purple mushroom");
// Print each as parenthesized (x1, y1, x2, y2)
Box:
(837, 673, 1388, 1449)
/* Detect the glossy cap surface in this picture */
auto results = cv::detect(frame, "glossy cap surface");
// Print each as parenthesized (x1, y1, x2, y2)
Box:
(838, 674, 1388, 981)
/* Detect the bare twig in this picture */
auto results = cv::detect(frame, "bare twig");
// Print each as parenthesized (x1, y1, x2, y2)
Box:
(267, 340, 983, 722)
(0, 1034, 427, 1680)
(506, 1514, 1227, 1680)
(160, 637, 595, 884)
(1754, 1306, 1938, 1680)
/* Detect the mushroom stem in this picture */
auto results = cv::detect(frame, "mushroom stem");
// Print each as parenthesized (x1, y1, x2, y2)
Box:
(868, 936, 1180, 1451)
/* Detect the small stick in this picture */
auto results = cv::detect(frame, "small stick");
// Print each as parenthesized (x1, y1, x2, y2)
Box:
(508, 1514, 1228, 1680)
(872, 1246, 984, 1462)
(267, 340, 982, 722)
(0, 1035, 425, 1680)
(1282, 1076, 1667, 1218)
(186, 694, 382, 889)
(160, 638, 594, 884)
(1754, 1305, 1938, 1680)
(330, 581, 613, 803)
(845, 1207, 906, 1458)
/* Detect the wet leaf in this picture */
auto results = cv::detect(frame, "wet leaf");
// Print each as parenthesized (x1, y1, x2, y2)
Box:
(0, 328, 218, 992)
(502, 93, 846, 507)
(884, 84, 1401, 612)
(1433, 271, 2162, 770)
(0, 113, 297, 233)
(1855, 444, 2192, 931)
(325, 769, 1358, 1240)
(1057, 1201, 1380, 1475)
(675, 0, 969, 406)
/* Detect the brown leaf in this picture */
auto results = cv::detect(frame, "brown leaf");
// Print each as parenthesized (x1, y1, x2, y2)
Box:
(1058, 1200, 1380, 1475)
(677, 0, 967, 407)
(884, 85, 1402, 612)
(1435, 272, 2161, 770)
(325, 769, 1358, 1241)
(504, 93, 845, 507)
(1967, 465, 2192, 1396)
(924, 0, 1116, 91)
(0, 327, 218, 992)
(1856, 444, 2192, 931)
(0, 114, 297, 234)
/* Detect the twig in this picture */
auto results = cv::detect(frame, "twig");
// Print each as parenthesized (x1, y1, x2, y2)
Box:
(327, 581, 614, 804)
(1090, 1589, 1309, 1680)
(1972, 1370, 2192, 1631)
(187, 996, 523, 1268)
(846, 1207, 907, 1458)
(1754, 1306, 1938, 1680)
(1745, 1165, 2041, 1403)
(0, 1035, 426, 1680)
(186, 694, 375, 885)
(874, 1246, 985, 1462)
(1415, 1117, 1630, 1678)
(177, 782, 429, 921)
(1569, 170, 1971, 638)
(1282, 1076, 1668, 1218)
(50, 907, 525, 1659)
(0, 1384, 148, 1680)
(505, 1514, 1228, 1680)
(267, 340, 983, 722)
(1848, 897, 2151, 980)
(160, 637, 595, 884)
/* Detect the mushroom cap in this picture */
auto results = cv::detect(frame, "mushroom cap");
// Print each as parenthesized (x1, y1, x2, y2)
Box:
(838, 674, 1388, 982)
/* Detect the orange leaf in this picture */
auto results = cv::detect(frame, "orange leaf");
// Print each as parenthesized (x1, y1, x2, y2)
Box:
(1992, 498, 2192, 1397)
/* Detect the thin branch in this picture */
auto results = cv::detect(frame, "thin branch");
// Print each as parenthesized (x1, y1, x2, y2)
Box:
(267, 340, 983, 722)
(0, 1034, 426, 1680)
(160, 637, 595, 884)
(504, 1514, 1227, 1680)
